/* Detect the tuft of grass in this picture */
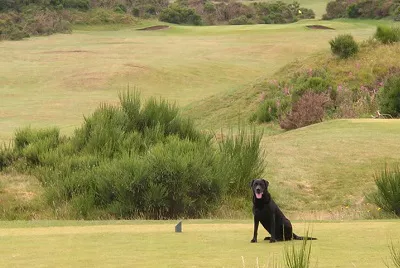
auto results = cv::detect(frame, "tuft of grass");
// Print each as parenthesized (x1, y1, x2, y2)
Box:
(387, 241, 400, 268)
(367, 165, 400, 217)
(283, 230, 314, 268)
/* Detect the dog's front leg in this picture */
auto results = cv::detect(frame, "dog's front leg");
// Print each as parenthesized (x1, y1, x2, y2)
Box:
(270, 213, 277, 243)
(251, 216, 259, 243)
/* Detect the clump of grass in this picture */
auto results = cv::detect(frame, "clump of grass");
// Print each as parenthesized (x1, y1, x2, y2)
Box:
(367, 165, 400, 217)
(386, 241, 400, 268)
(283, 231, 313, 268)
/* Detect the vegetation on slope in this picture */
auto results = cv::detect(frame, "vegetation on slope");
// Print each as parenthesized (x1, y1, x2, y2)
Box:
(0, 91, 265, 219)
(251, 28, 400, 129)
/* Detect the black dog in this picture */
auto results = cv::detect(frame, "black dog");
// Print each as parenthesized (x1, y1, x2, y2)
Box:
(250, 179, 317, 243)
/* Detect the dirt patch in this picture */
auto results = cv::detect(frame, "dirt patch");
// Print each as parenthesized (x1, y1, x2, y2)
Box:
(137, 25, 170, 31)
(306, 25, 335, 30)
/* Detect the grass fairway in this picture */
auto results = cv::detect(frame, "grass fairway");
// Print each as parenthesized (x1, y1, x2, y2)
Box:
(0, 220, 399, 267)
(0, 19, 382, 142)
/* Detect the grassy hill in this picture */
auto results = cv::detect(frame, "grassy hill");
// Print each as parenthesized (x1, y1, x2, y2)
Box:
(1, 15, 400, 220)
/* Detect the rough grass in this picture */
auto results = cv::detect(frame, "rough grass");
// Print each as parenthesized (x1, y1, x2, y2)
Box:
(0, 220, 399, 267)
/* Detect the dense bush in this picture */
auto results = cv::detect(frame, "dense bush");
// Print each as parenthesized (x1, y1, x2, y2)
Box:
(159, 4, 202, 25)
(378, 75, 400, 117)
(374, 25, 400, 44)
(0, 10, 71, 40)
(368, 165, 400, 217)
(7, 91, 265, 219)
(329, 34, 359, 59)
(252, 1, 314, 24)
(323, 0, 399, 20)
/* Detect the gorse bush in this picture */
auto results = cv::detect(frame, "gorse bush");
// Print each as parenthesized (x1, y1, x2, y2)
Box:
(375, 25, 400, 44)
(329, 34, 359, 59)
(368, 165, 400, 217)
(378, 75, 400, 117)
(7, 91, 265, 219)
(323, 0, 399, 20)
(159, 4, 202, 25)
(217, 127, 265, 196)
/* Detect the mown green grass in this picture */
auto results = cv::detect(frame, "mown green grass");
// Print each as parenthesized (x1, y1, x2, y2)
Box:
(0, 19, 387, 143)
(0, 220, 399, 267)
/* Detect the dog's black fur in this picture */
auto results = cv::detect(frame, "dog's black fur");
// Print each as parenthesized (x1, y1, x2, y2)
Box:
(250, 179, 317, 243)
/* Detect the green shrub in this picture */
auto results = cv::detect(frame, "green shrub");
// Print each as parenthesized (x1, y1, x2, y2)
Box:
(254, 99, 279, 123)
(329, 34, 359, 59)
(375, 25, 400, 44)
(228, 15, 254, 25)
(6, 91, 265, 219)
(63, 0, 89, 10)
(0, 143, 15, 171)
(217, 126, 265, 195)
(323, 0, 348, 20)
(378, 75, 400, 117)
(368, 165, 400, 217)
(159, 4, 202, 25)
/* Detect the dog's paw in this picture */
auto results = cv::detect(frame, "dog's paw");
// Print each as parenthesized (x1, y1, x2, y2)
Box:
(269, 239, 277, 243)
(250, 238, 257, 243)
(264, 236, 271, 240)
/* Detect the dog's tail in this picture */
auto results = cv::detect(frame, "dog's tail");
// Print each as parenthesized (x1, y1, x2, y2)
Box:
(293, 233, 317, 240)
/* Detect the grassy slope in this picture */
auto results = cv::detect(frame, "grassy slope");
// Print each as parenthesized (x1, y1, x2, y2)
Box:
(0, 220, 399, 267)
(0, 19, 380, 142)
(263, 119, 400, 218)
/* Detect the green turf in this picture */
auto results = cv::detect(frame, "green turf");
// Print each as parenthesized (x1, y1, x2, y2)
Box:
(0, 220, 399, 267)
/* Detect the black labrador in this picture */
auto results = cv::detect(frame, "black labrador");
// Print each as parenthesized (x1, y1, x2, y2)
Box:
(250, 178, 317, 243)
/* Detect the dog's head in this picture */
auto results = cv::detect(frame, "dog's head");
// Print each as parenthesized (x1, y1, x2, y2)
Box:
(250, 179, 269, 199)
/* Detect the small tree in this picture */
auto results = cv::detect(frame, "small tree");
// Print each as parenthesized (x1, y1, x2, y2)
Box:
(329, 34, 359, 59)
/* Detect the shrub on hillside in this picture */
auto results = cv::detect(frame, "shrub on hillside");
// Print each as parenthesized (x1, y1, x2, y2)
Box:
(0, 10, 71, 41)
(228, 15, 254, 25)
(329, 34, 359, 59)
(322, 0, 348, 20)
(375, 25, 400, 44)
(217, 127, 265, 195)
(367, 165, 400, 217)
(378, 75, 400, 117)
(8, 91, 265, 219)
(159, 4, 202, 25)
(323, 0, 395, 20)
(280, 92, 329, 130)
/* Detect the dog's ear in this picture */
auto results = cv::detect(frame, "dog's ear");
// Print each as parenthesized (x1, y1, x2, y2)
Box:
(262, 179, 269, 189)
(249, 179, 255, 188)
